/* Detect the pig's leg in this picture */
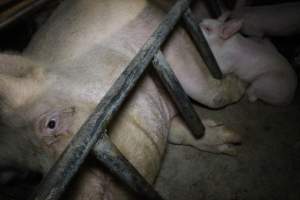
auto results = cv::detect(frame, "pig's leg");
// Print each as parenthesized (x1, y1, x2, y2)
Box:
(168, 117, 241, 155)
(163, 27, 246, 108)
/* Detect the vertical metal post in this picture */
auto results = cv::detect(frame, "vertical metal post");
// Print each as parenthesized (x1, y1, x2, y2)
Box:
(182, 8, 223, 79)
(152, 51, 205, 138)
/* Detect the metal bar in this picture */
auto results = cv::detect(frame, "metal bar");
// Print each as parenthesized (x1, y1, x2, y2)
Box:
(93, 133, 165, 200)
(182, 8, 223, 79)
(153, 51, 204, 138)
(30, 0, 192, 199)
(0, 0, 55, 30)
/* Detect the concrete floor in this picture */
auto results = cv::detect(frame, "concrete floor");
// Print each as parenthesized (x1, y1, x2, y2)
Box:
(156, 90, 300, 200)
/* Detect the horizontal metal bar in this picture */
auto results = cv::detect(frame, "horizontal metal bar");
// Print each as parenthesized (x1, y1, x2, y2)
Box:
(0, 0, 54, 30)
(152, 51, 205, 138)
(93, 133, 165, 200)
(182, 8, 223, 79)
(30, 0, 192, 200)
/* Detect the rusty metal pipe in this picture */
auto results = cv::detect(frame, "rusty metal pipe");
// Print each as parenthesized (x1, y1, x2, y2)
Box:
(182, 8, 223, 79)
(153, 51, 205, 137)
(93, 133, 165, 200)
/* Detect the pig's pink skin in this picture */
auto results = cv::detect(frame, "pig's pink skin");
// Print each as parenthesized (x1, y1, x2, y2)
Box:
(232, 3, 300, 37)
(200, 18, 298, 105)
(0, 1, 245, 199)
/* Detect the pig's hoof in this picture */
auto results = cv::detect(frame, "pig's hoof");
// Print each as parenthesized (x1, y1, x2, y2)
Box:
(196, 119, 242, 155)
(169, 118, 241, 156)
(211, 93, 240, 108)
(209, 75, 246, 108)
(218, 75, 246, 107)
(227, 76, 246, 101)
(211, 94, 227, 108)
(232, 80, 246, 101)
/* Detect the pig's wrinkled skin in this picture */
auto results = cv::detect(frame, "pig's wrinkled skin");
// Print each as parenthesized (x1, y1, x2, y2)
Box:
(200, 14, 298, 105)
(0, 0, 245, 199)
(231, 2, 300, 37)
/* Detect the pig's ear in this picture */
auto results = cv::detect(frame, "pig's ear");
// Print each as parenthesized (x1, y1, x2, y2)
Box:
(219, 19, 243, 39)
(0, 55, 46, 109)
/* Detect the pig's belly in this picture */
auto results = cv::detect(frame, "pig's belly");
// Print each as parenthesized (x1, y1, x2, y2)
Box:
(108, 76, 174, 182)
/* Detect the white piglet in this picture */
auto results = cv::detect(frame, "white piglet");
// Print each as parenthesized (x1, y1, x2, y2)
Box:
(200, 14, 298, 105)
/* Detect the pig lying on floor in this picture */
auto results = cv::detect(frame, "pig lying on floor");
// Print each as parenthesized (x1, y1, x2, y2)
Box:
(200, 13, 298, 105)
(0, 0, 245, 199)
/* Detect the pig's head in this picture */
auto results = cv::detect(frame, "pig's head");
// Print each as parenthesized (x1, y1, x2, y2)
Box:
(0, 54, 93, 188)
(200, 12, 243, 43)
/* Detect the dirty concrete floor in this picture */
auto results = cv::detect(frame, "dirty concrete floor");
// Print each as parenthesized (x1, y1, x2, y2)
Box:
(156, 91, 300, 200)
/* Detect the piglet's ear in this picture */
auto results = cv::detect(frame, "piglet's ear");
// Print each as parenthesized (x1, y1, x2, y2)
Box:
(219, 19, 243, 40)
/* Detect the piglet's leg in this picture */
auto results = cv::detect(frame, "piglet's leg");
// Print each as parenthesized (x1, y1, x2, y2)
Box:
(168, 116, 241, 156)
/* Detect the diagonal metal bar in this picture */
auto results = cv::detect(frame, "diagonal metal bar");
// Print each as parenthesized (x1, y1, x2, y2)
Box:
(0, 0, 56, 30)
(152, 51, 205, 138)
(182, 8, 223, 79)
(30, 0, 192, 200)
(93, 133, 165, 200)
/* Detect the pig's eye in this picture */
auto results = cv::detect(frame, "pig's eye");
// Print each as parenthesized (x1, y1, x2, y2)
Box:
(37, 107, 75, 139)
(44, 114, 60, 132)
(38, 111, 61, 135)
(47, 119, 57, 130)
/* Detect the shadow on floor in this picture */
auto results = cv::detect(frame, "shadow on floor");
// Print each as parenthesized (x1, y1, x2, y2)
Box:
(156, 91, 300, 200)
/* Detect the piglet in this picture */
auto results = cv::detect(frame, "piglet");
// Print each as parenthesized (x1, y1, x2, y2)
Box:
(200, 13, 298, 105)
(231, 2, 300, 37)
